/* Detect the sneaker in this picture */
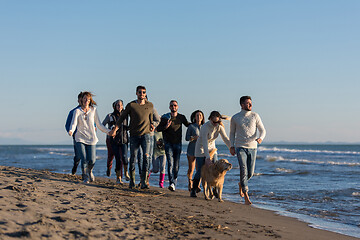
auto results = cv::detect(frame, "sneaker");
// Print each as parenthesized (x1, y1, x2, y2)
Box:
(168, 183, 175, 191)
(89, 171, 95, 182)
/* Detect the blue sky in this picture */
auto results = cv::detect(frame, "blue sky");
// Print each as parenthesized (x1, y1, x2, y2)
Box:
(1, 1, 359, 144)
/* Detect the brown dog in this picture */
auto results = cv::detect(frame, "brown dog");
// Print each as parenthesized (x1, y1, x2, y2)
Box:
(201, 159, 232, 202)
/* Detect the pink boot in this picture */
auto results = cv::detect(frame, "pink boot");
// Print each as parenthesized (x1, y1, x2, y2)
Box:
(159, 173, 165, 188)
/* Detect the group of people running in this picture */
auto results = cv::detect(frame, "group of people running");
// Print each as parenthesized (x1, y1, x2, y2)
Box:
(65, 85, 266, 204)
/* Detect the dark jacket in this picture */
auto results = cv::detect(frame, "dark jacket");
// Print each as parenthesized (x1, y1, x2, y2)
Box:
(103, 111, 129, 145)
(157, 113, 190, 144)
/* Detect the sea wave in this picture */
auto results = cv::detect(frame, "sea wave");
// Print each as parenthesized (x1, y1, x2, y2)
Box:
(217, 153, 233, 158)
(259, 147, 360, 155)
(265, 155, 360, 166)
(96, 146, 107, 151)
(49, 151, 72, 157)
(275, 168, 295, 173)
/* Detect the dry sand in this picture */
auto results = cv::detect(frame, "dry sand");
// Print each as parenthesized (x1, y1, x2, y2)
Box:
(0, 166, 357, 240)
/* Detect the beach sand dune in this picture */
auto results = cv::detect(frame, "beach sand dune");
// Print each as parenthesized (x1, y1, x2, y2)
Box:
(0, 166, 357, 240)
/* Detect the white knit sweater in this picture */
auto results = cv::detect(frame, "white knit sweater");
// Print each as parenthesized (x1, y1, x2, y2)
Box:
(195, 121, 231, 158)
(230, 110, 266, 149)
(69, 106, 110, 145)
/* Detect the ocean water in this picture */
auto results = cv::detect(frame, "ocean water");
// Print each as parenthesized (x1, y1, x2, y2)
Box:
(0, 144, 359, 238)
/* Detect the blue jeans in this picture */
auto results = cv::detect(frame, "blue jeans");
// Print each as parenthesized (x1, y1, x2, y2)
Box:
(165, 142, 182, 185)
(76, 142, 96, 175)
(73, 139, 81, 168)
(137, 134, 154, 175)
(152, 155, 166, 174)
(236, 147, 257, 193)
(193, 154, 218, 180)
(129, 134, 152, 177)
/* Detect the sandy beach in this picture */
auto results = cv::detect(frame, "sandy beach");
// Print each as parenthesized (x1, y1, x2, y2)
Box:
(0, 166, 357, 240)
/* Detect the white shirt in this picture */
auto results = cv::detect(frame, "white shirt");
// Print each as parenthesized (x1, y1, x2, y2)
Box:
(69, 106, 110, 145)
(195, 121, 231, 158)
(230, 110, 266, 149)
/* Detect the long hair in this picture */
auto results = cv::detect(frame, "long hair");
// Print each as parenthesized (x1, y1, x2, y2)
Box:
(208, 111, 221, 120)
(112, 99, 123, 111)
(81, 91, 97, 107)
(190, 110, 205, 125)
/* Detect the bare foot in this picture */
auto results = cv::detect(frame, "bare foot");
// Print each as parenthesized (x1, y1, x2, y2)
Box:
(244, 192, 252, 205)
(188, 179, 192, 192)
(238, 182, 244, 197)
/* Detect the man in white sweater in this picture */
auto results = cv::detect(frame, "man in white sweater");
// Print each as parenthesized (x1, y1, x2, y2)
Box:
(230, 96, 266, 205)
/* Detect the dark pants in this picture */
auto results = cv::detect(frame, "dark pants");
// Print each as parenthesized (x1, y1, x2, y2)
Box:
(193, 154, 218, 181)
(112, 142, 128, 175)
(165, 142, 182, 186)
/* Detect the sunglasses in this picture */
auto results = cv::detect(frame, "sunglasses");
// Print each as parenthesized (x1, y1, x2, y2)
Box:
(138, 91, 146, 94)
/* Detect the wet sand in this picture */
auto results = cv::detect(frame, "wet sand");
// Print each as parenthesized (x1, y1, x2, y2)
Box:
(0, 166, 357, 239)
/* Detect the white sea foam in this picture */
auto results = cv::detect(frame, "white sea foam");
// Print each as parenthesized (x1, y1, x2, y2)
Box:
(275, 168, 295, 173)
(217, 153, 233, 158)
(96, 146, 107, 151)
(265, 155, 360, 166)
(49, 151, 71, 156)
(352, 192, 360, 196)
(259, 147, 360, 155)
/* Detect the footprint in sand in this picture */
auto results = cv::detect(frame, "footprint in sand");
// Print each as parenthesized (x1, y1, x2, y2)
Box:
(53, 209, 68, 214)
(69, 230, 86, 238)
(16, 203, 27, 208)
(5, 230, 31, 238)
(75, 193, 87, 199)
(111, 228, 124, 232)
(51, 216, 67, 222)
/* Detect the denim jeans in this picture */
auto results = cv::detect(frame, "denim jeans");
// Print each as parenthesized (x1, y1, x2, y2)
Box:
(165, 142, 182, 185)
(193, 154, 218, 180)
(73, 139, 81, 168)
(76, 142, 96, 174)
(137, 134, 154, 175)
(236, 147, 257, 193)
(129, 134, 151, 176)
(152, 155, 166, 174)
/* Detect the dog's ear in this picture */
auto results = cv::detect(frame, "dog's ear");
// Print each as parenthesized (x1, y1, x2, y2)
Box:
(215, 161, 222, 172)
(216, 160, 227, 172)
